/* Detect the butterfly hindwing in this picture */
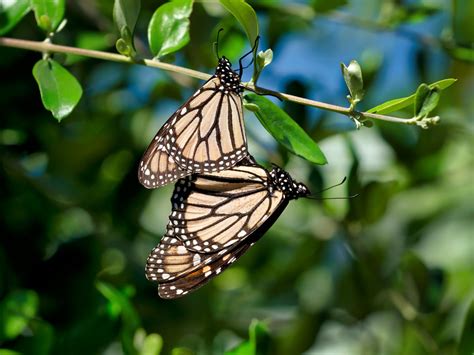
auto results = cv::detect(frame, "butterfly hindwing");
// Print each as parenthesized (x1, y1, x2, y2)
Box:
(168, 161, 286, 253)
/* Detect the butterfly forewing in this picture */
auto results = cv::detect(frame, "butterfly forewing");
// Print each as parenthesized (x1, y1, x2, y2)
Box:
(138, 57, 247, 189)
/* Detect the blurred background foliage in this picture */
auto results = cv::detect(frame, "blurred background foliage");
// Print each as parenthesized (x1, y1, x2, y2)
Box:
(1, 0, 473, 354)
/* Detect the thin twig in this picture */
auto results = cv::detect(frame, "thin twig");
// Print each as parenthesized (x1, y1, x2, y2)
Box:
(0, 37, 434, 127)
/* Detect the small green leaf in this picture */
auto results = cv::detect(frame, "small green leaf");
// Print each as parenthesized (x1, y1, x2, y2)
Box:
(32, 59, 83, 121)
(116, 37, 132, 56)
(30, 0, 65, 33)
(257, 49, 273, 69)
(219, 0, 259, 45)
(225, 319, 270, 355)
(148, 0, 194, 58)
(341, 60, 364, 104)
(0, 350, 22, 355)
(244, 94, 327, 165)
(414, 84, 440, 118)
(140, 333, 163, 355)
(414, 83, 430, 117)
(367, 78, 457, 114)
(0, 290, 39, 340)
(0, 0, 31, 35)
(113, 0, 140, 45)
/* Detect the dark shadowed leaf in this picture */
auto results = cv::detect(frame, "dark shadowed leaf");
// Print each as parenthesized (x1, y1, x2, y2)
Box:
(0, 0, 30, 35)
(30, 0, 65, 33)
(148, 0, 193, 58)
(459, 298, 474, 355)
(32, 59, 83, 121)
(244, 94, 327, 165)
(219, 0, 259, 45)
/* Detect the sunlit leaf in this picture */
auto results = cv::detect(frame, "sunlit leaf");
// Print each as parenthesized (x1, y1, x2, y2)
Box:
(367, 78, 457, 114)
(32, 59, 83, 121)
(30, 0, 65, 33)
(244, 94, 327, 165)
(0, 0, 30, 35)
(140, 333, 163, 355)
(341, 60, 364, 104)
(225, 319, 269, 355)
(219, 0, 259, 45)
(0, 290, 39, 340)
(148, 0, 193, 58)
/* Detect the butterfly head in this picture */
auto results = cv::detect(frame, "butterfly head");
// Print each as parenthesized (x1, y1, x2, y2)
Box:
(215, 56, 243, 93)
(269, 167, 311, 200)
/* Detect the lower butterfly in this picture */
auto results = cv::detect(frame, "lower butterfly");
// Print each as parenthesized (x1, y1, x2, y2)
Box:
(145, 156, 310, 299)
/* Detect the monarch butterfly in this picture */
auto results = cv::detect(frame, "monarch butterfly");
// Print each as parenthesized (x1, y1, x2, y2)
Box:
(145, 155, 310, 299)
(138, 39, 259, 189)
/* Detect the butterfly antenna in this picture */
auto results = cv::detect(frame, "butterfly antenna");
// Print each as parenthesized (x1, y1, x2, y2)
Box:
(214, 28, 224, 60)
(238, 36, 260, 79)
(307, 177, 359, 200)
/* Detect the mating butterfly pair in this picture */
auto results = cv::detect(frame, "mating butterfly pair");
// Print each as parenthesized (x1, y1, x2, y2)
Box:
(139, 53, 311, 299)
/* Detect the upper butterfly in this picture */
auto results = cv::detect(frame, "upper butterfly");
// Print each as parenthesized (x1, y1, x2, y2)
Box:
(145, 155, 311, 299)
(138, 56, 247, 189)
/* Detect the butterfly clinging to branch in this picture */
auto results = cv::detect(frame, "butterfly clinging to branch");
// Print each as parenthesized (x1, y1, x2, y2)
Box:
(145, 155, 311, 299)
(138, 36, 259, 189)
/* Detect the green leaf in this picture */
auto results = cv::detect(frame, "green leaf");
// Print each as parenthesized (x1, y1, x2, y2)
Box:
(225, 319, 270, 355)
(219, 0, 259, 45)
(244, 94, 327, 165)
(341, 60, 364, 104)
(140, 333, 163, 355)
(113, 0, 140, 40)
(113, 0, 140, 56)
(414, 83, 429, 117)
(414, 85, 440, 119)
(256, 49, 273, 70)
(0, 290, 39, 340)
(0, 0, 31, 35)
(148, 0, 194, 58)
(367, 78, 457, 114)
(32, 59, 83, 121)
(30, 0, 65, 33)
(311, 0, 347, 13)
(459, 298, 474, 355)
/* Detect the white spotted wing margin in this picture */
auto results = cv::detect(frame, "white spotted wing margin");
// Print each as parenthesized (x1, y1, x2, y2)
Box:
(138, 57, 248, 189)
(145, 156, 311, 299)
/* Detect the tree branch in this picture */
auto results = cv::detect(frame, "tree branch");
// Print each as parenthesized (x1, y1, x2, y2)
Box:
(0, 37, 436, 128)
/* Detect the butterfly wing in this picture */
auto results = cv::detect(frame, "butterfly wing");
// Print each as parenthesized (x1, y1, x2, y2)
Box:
(138, 63, 248, 189)
(168, 160, 287, 253)
(138, 122, 189, 189)
(167, 77, 247, 173)
(146, 199, 289, 299)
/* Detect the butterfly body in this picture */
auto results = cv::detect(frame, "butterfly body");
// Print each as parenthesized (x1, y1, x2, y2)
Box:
(138, 57, 248, 189)
(145, 156, 310, 299)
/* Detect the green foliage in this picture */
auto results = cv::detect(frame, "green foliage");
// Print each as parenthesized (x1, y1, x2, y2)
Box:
(30, 0, 65, 33)
(148, 0, 193, 58)
(341, 60, 364, 109)
(32, 59, 83, 121)
(367, 78, 457, 114)
(226, 320, 270, 355)
(219, 0, 259, 45)
(244, 93, 327, 165)
(0, 0, 472, 354)
(0, 0, 30, 35)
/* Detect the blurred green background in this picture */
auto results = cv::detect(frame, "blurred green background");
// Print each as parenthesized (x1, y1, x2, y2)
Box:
(1, 0, 473, 354)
